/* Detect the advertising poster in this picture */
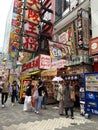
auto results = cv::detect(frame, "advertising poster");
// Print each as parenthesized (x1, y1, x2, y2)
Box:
(85, 72, 98, 116)
(48, 41, 71, 60)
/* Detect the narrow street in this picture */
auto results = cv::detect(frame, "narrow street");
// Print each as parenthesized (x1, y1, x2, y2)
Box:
(0, 97, 98, 130)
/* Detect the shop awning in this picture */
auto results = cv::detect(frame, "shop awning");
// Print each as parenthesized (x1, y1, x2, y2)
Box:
(41, 68, 57, 76)
(21, 70, 40, 80)
(29, 70, 40, 75)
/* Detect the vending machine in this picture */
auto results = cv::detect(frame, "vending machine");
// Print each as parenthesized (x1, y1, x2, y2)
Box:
(85, 72, 98, 116)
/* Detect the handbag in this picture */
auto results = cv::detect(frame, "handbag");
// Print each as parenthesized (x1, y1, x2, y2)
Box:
(70, 91, 75, 101)
(31, 98, 35, 107)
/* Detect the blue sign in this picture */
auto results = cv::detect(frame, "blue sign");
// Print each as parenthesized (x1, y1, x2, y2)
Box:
(85, 72, 98, 116)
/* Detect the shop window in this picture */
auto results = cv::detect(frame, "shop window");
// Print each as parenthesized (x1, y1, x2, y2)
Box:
(62, 0, 70, 16)
(55, 0, 62, 22)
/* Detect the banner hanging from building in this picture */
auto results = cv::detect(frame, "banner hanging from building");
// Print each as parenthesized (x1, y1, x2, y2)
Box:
(77, 9, 89, 49)
(48, 40, 71, 60)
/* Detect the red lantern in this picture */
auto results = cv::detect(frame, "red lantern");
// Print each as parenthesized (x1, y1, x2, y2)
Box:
(18, 1, 23, 7)
(17, 8, 22, 14)
(15, 28, 20, 34)
(16, 21, 21, 26)
(13, 42, 19, 48)
(14, 35, 20, 41)
(16, 15, 21, 21)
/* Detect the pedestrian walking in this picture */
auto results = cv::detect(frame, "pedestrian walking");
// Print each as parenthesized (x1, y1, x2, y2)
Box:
(31, 81, 38, 109)
(57, 81, 64, 116)
(34, 80, 45, 114)
(1, 77, 9, 108)
(63, 81, 75, 119)
(10, 80, 19, 106)
(23, 80, 34, 111)
(42, 83, 48, 109)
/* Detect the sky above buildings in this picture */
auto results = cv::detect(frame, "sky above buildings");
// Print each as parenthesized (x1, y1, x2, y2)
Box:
(0, 0, 13, 52)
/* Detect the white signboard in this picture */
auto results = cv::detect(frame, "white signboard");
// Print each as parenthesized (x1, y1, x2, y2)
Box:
(39, 54, 51, 69)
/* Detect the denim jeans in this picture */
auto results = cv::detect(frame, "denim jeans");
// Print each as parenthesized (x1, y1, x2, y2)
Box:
(35, 96, 43, 111)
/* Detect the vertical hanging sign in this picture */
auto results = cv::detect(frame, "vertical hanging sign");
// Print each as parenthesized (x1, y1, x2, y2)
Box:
(77, 9, 89, 49)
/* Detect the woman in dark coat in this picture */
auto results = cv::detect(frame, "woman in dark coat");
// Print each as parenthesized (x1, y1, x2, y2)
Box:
(63, 81, 75, 119)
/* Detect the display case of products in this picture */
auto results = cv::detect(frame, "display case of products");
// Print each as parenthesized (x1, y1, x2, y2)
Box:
(85, 74, 98, 92)
(85, 72, 98, 116)
(79, 74, 85, 115)
(43, 80, 56, 104)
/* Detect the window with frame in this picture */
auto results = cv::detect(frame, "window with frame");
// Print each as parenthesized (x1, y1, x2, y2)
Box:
(62, 0, 70, 16)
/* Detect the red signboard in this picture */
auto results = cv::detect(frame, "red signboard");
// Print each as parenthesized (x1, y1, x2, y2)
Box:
(48, 41, 71, 60)
(24, 22, 39, 37)
(26, 0, 40, 11)
(22, 56, 39, 72)
(23, 36, 38, 51)
(90, 37, 98, 55)
(25, 9, 40, 24)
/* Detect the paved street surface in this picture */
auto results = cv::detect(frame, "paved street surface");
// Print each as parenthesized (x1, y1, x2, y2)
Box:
(0, 97, 98, 130)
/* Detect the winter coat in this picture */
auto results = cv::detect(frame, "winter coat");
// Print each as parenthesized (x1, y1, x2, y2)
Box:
(63, 85, 74, 108)
(57, 84, 63, 101)
(25, 85, 33, 96)
(2, 82, 9, 93)
(10, 84, 19, 94)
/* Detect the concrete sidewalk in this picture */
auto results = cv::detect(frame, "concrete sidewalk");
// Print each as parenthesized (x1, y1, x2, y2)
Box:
(0, 97, 98, 130)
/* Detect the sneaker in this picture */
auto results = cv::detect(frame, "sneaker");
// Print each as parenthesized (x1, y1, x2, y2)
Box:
(65, 115, 69, 118)
(36, 111, 39, 114)
(34, 110, 37, 113)
(71, 116, 74, 119)
(2, 105, 5, 108)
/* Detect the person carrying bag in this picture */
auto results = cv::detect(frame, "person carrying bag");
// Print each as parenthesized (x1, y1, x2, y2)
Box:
(23, 80, 34, 111)
(31, 81, 38, 108)
(70, 90, 76, 102)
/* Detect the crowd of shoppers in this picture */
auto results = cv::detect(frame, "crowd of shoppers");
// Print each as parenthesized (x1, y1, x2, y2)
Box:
(0, 76, 76, 119)
(1, 77, 9, 108)
(0, 76, 20, 108)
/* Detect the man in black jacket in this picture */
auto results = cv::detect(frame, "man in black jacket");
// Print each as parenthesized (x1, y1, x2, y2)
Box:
(23, 80, 34, 111)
